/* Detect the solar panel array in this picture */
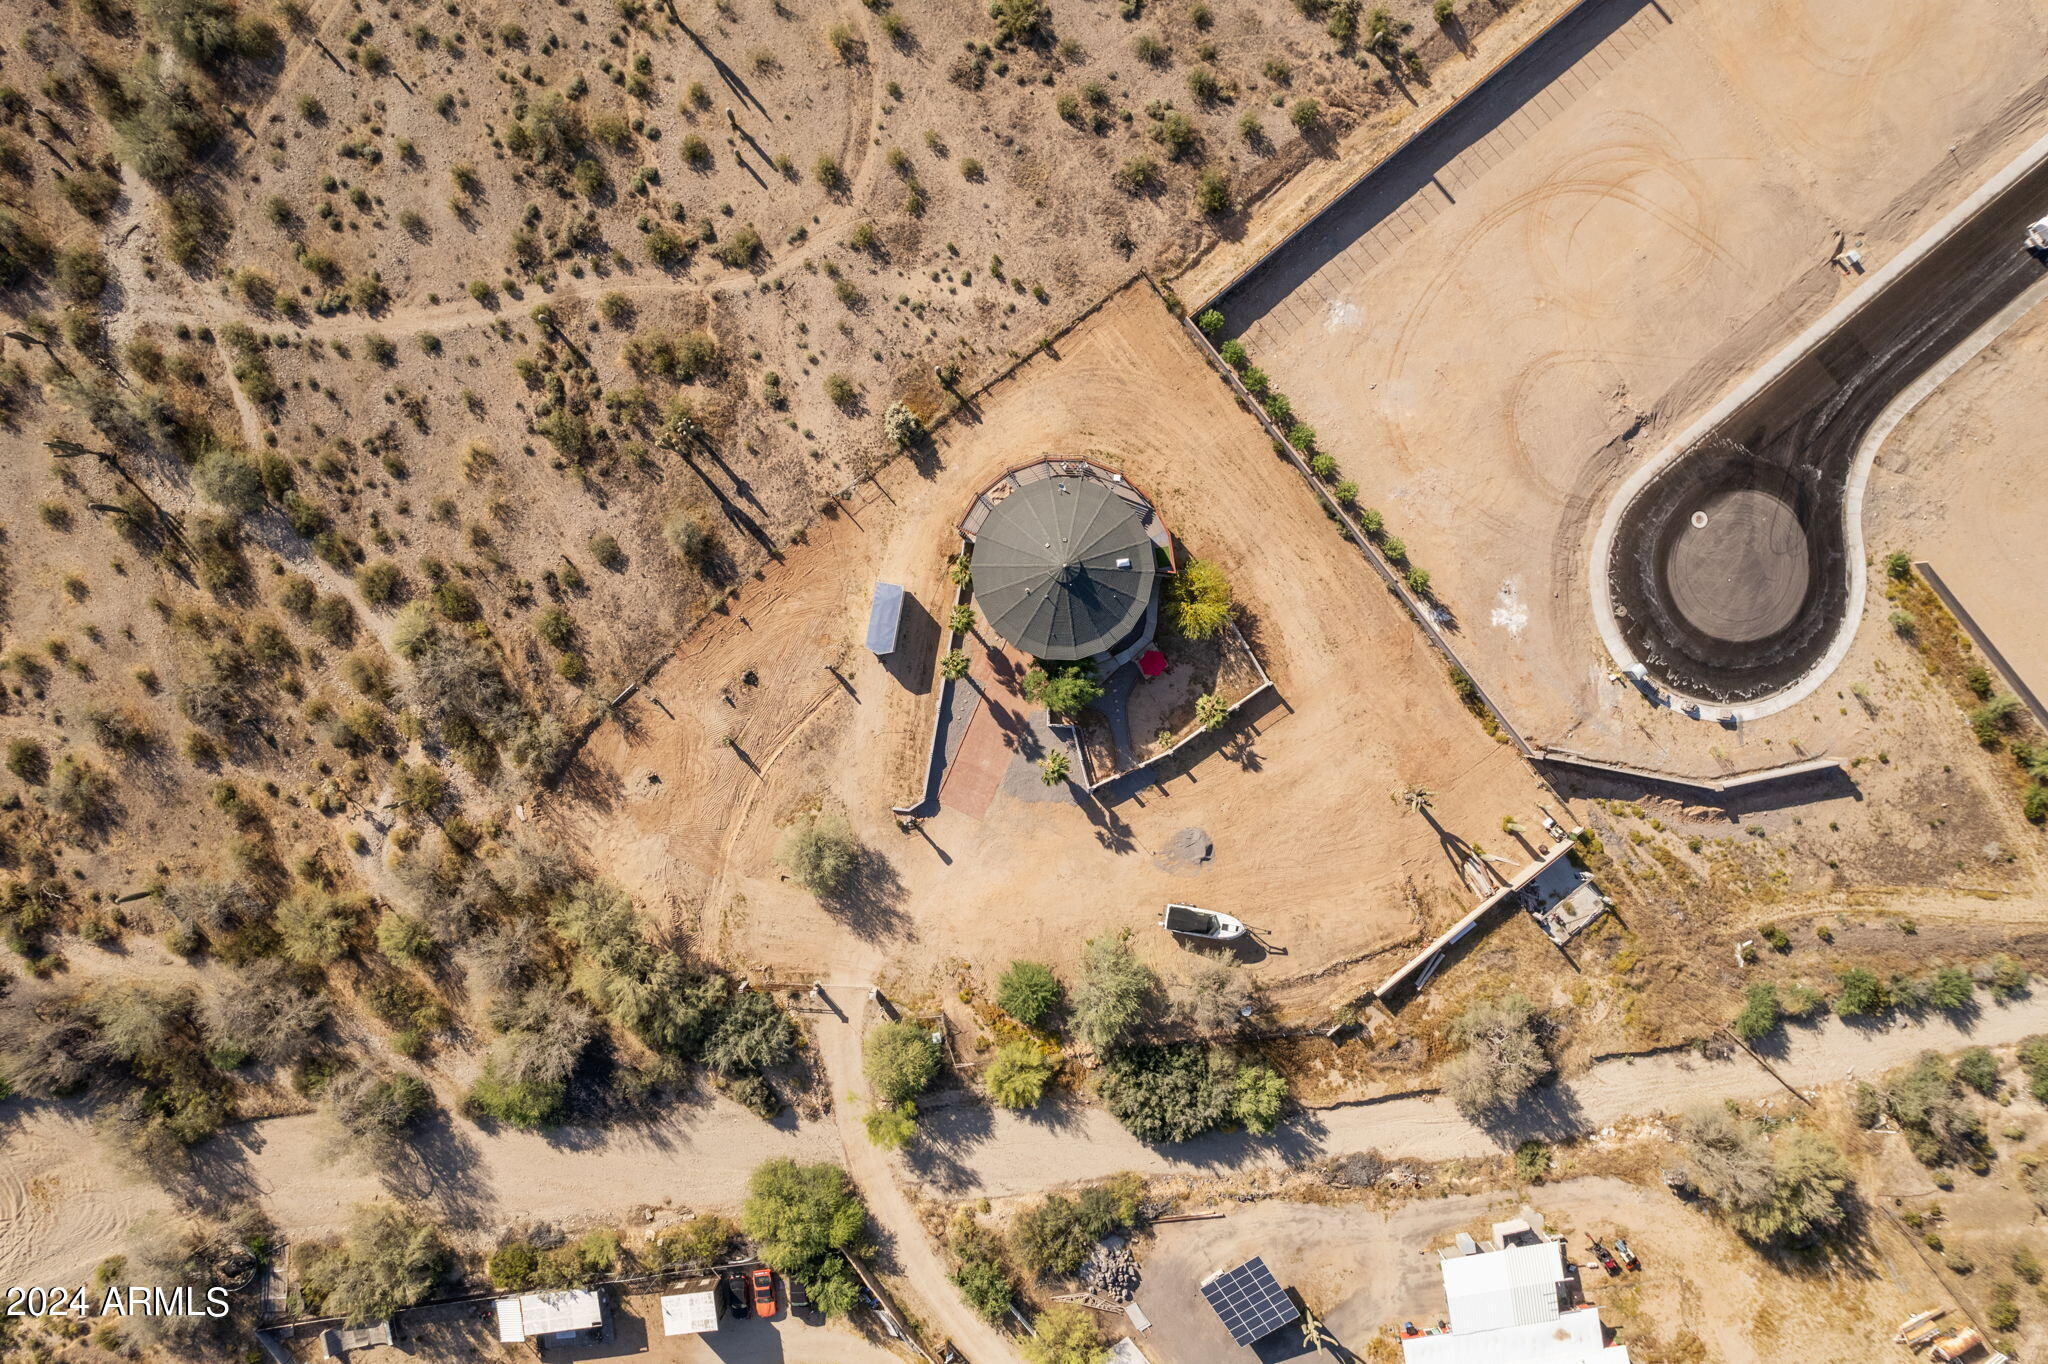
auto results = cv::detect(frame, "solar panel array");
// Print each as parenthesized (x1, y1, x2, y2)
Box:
(1200, 1256, 1298, 1347)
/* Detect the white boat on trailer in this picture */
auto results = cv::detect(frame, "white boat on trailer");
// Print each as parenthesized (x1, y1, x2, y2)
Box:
(1161, 903, 1247, 941)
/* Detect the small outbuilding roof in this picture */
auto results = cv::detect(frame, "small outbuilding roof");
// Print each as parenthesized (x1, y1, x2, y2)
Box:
(495, 1289, 604, 1343)
(661, 1285, 721, 1336)
(1442, 1239, 1569, 1333)
(972, 477, 1155, 661)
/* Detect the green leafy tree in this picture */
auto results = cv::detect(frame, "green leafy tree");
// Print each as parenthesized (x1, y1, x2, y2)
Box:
(1023, 662, 1104, 717)
(298, 1203, 448, 1326)
(742, 1159, 868, 1274)
(998, 961, 1063, 1025)
(1099, 1044, 1233, 1142)
(1166, 558, 1233, 638)
(865, 1020, 942, 1104)
(702, 991, 798, 1077)
(864, 1101, 918, 1150)
(1231, 1062, 1287, 1133)
(1676, 1108, 1851, 1246)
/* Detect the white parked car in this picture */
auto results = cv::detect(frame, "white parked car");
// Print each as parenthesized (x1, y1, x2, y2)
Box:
(2027, 217, 2048, 251)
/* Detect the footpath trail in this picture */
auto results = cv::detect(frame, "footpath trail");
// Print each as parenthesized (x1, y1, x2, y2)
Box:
(905, 995, 2048, 1199)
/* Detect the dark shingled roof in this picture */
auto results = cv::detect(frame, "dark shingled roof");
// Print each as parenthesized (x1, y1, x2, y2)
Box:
(972, 477, 1156, 660)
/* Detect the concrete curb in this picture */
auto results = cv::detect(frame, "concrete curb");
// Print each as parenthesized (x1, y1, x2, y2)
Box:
(1588, 125, 2048, 722)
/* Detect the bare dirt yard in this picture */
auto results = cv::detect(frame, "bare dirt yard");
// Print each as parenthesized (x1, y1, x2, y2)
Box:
(1868, 299, 2048, 709)
(1204, 0, 2048, 792)
(555, 280, 1551, 1014)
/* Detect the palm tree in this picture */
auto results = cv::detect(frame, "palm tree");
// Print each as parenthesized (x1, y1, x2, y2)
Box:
(1039, 750, 1070, 786)
(1399, 787, 1435, 814)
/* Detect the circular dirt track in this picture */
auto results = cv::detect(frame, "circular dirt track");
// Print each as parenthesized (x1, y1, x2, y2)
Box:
(1665, 488, 1810, 643)
(1603, 150, 2048, 707)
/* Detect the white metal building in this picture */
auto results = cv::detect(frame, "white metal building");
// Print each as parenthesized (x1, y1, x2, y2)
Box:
(1401, 1224, 1629, 1364)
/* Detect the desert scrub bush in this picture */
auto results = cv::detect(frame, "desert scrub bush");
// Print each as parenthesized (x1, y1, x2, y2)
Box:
(949, 1214, 1017, 1320)
(714, 223, 763, 268)
(1115, 154, 1161, 193)
(1073, 929, 1154, 1052)
(1441, 991, 1551, 1116)
(990, 0, 1049, 43)
(780, 811, 859, 894)
(1833, 967, 1889, 1017)
(1877, 1052, 1990, 1169)
(662, 509, 720, 573)
(356, 560, 405, 607)
(296, 1202, 448, 1325)
(986, 1041, 1058, 1109)
(1195, 170, 1231, 216)
(997, 960, 1062, 1024)
(883, 401, 924, 448)
(1290, 97, 1323, 132)
(1011, 1178, 1142, 1277)
(865, 1020, 941, 1104)
(651, 1215, 738, 1269)
(321, 1069, 431, 1167)
(1732, 983, 1781, 1041)
(60, 168, 123, 220)
(1674, 1107, 1851, 1246)
(824, 372, 859, 410)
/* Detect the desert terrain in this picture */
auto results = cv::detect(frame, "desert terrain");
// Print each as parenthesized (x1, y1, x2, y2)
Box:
(3, 0, 2048, 1358)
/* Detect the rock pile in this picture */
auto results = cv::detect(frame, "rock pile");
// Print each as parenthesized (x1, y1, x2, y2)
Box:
(1078, 1239, 1140, 1302)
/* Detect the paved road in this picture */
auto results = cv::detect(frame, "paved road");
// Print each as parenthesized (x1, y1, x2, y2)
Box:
(1606, 154, 2048, 703)
(904, 996, 2048, 1200)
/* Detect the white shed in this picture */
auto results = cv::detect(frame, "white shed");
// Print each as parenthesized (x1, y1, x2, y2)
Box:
(660, 1280, 721, 1336)
(494, 1289, 604, 1344)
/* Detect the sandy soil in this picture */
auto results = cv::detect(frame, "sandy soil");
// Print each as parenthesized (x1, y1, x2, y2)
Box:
(1217, 0, 2048, 786)
(1868, 299, 2048, 704)
(554, 281, 1552, 1013)
(1133, 1174, 1943, 1364)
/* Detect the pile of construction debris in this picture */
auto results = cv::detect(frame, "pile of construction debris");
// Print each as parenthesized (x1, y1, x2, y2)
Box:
(1078, 1238, 1141, 1302)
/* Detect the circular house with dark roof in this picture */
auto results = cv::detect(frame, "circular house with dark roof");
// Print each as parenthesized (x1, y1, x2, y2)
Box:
(961, 460, 1169, 662)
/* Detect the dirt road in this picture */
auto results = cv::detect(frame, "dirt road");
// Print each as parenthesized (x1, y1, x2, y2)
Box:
(816, 989, 1024, 1364)
(909, 995, 2048, 1198)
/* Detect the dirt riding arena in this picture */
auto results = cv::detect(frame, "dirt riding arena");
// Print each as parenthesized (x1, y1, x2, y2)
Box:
(1210, 0, 2048, 778)
(554, 283, 1549, 1008)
